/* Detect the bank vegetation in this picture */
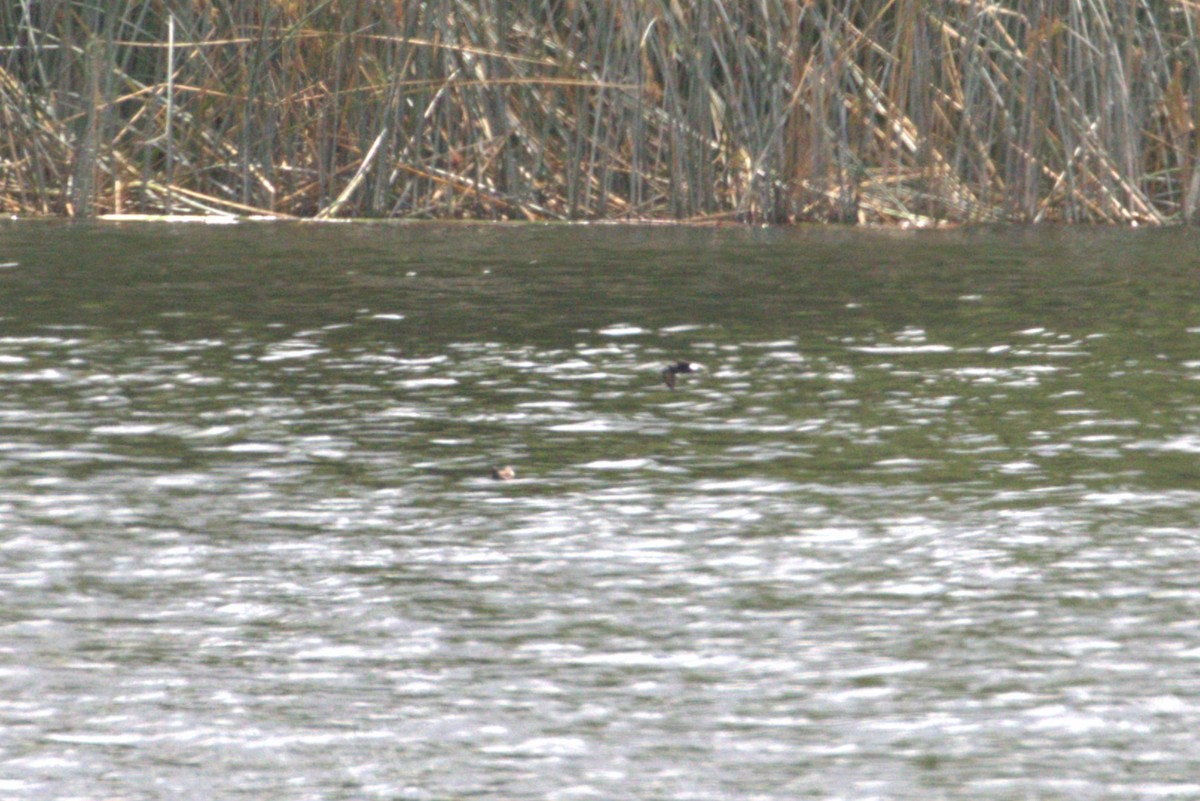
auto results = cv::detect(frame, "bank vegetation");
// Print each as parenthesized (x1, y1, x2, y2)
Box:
(3, 1, 1200, 225)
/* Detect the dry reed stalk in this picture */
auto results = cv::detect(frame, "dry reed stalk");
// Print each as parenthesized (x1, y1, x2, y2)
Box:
(2, 1, 1200, 223)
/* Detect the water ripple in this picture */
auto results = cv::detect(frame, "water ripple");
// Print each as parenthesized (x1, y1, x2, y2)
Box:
(1, 224, 1198, 800)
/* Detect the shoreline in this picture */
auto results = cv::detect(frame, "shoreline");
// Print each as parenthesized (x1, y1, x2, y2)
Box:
(0, 213, 1166, 231)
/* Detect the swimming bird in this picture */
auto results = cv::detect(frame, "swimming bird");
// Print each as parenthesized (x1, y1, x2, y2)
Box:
(490, 465, 515, 480)
(661, 361, 699, 390)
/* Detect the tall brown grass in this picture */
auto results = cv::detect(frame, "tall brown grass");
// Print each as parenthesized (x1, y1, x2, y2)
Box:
(2, 1, 1199, 224)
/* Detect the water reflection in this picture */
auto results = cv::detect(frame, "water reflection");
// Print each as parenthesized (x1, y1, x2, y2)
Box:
(0, 222, 1198, 799)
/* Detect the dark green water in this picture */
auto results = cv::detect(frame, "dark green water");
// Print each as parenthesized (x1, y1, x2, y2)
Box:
(0, 221, 1198, 799)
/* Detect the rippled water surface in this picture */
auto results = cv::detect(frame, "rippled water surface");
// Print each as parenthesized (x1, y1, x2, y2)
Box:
(1, 221, 1199, 799)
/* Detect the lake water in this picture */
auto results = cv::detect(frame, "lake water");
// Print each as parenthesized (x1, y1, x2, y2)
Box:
(0, 221, 1198, 799)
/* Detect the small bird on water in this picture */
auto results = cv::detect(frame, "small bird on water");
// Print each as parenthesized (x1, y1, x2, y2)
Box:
(490, 465, 515, 481)
(661, 361, 699, 390)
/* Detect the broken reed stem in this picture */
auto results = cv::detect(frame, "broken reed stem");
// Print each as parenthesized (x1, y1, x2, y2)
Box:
(2, 1, 1200, 224)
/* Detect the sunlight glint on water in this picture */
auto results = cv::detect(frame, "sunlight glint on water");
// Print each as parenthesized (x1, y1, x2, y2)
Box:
(0, 222, 1199, 799)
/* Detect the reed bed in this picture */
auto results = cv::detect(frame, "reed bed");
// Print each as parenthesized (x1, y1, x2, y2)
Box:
(2, 0, 1200, 224)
